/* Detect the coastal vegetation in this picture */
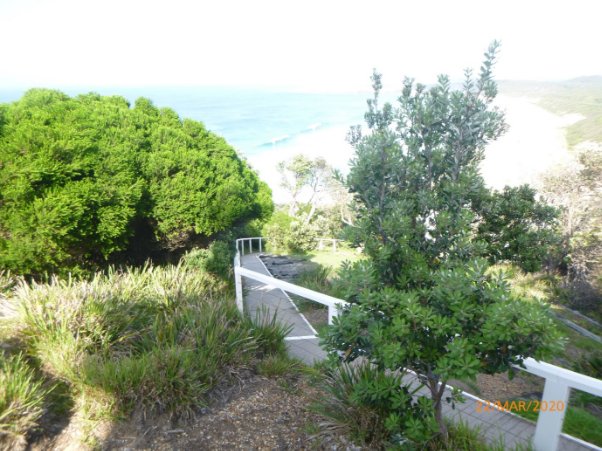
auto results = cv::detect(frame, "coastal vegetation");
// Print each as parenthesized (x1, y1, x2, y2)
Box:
(1, 44, 601, 450)
(320, 42, 564, 446)
(500, 77, 602, 147)
(262, 154, 352, 254)
(0, 89, 272, 276)
(0, 263, 289, 448)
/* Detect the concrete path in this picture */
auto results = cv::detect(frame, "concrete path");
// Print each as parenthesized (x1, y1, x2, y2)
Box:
(240, 253, 326, 364)
(239, 253, 597, 451)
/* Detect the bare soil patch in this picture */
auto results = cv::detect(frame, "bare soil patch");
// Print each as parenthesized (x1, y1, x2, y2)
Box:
(28, 371, 343, 451)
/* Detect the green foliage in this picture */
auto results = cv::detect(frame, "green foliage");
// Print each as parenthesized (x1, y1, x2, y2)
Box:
(262, 210, 318, 254)
(262, 210, 294, 252)
(323, 42, 564, 442)
(255, 354, 301, 377)
(477, 185, 560, 272)
(0, 89, 273, 276)
(541, 147, 602, 311)
(294, 264, 332, 293)
(12, 264, 286, 420)
(245, 307, 292, 357)
(181, 240, 236, 280)
(311, 361, 437, 448)
(573, 349, 602, 379)
(275, 153, 347, 252)
(289, 219, 319, 253)
(0, 271, 14, 296)
(0, 353, 49, 445)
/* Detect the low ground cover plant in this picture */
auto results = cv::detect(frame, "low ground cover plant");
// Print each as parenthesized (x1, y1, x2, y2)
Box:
(0, 263, 288, 447)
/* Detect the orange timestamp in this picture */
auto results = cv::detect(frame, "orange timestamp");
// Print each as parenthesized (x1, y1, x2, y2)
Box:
(475, 399, 566, 414)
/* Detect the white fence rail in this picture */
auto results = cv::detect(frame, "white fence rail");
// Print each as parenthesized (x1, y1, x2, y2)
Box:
(235, 265, 348, 325)
(316, 237, 342, 252)
(233, 237, 602, 451)
(520, 358, 602, 451)
(236, 236, 263, 256)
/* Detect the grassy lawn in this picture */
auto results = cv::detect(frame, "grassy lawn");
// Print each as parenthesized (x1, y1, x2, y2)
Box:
(509, 398, 602, 446)
(304, 246, 363, 270)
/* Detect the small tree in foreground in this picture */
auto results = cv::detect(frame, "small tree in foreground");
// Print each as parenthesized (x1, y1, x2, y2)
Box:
(323, 42, 563, 443)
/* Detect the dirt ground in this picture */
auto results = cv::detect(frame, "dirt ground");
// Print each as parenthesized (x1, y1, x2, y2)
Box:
(103, 375, 323, 450)
(25, 371, 350, 451)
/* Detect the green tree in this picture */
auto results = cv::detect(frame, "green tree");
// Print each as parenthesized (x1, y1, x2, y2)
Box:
(277, 154, 331, 221)
(323, 42, 563, 442)
(477, 185, 559, 272)
(542, 145, 602, 309)
(278, 154, 313, 217)
(0, 89, 272, 275)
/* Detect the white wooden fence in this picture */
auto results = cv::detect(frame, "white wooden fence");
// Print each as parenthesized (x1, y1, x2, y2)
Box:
(233, 237, 602, 451)
(316, 237, 342, 252)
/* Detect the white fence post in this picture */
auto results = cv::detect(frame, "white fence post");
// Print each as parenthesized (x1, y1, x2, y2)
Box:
(234, 262, 243, 313)
(259, 237, 262, 253)
(248, 239, 252, 254)
(532, 381, 570, 451)
(328, 305, 337, 325)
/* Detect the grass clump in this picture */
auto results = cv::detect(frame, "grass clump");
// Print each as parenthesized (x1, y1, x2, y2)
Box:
(295, 264, 333, 293)
(12, 264, 285, 423)
(311, 361, 439, 448)
(256, 355, 301, 378)
(311, 361, 533, 450)
(247, 307, 292, 358)
(0, 271, 15, 296)
(0, 353, 49, 446)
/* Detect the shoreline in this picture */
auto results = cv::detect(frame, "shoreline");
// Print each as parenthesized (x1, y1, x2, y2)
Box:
(246, 95, 578, 203)
(246, 124, 355, 204)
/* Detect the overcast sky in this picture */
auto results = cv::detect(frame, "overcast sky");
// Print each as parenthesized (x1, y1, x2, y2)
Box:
(1, 0, 600, 91)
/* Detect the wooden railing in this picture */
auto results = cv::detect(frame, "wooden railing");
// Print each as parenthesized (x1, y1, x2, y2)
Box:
(233, 237, 602, 451)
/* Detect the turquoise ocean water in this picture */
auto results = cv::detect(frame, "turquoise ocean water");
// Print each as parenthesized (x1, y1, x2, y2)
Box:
(0, 87, 371, 158)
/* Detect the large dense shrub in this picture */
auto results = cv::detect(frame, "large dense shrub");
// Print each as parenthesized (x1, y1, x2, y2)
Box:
(262, 209, 319, 254)
(0, 90, 273, 275)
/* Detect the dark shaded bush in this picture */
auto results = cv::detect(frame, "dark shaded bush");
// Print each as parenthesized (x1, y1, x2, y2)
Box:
(181, 240, 236, 280)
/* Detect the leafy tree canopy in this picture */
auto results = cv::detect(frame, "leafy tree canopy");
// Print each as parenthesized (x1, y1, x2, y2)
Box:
(477, 185, 559, 272)
(0, 89, 273, 275)
(323, 42, 563, 442)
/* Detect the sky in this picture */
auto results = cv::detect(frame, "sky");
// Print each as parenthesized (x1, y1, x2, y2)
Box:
(0, 0, 601, 91)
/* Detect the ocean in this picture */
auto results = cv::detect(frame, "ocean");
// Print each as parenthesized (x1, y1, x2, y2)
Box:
(0, 86, 370, 158)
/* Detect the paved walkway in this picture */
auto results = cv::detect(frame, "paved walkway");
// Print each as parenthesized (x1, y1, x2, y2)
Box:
(239, 253, 597, 451)
(241, 253, 326, 364)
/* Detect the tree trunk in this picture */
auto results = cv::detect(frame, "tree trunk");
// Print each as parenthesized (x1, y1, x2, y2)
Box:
(304, 203, 317, 225)
(428, 376, 449, 443)
(434, 397, 448, 441)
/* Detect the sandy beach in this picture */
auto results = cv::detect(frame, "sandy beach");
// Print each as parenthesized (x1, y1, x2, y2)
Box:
(248, 96, 579, 203)
(247, 125, 356, 203)
(481, 95, 580, 190)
